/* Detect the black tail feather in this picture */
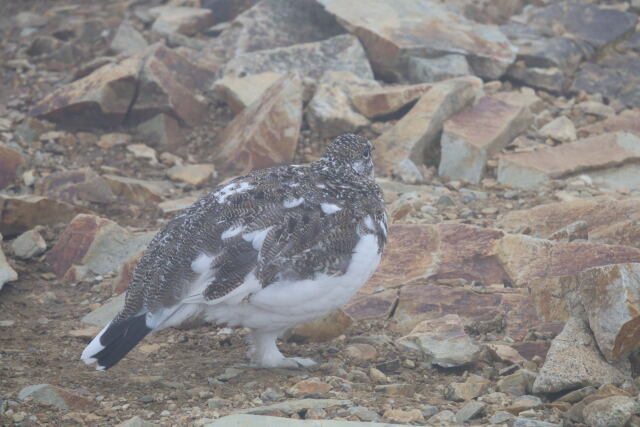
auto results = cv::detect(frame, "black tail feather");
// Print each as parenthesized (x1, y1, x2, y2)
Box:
(91, 314, 151, 370)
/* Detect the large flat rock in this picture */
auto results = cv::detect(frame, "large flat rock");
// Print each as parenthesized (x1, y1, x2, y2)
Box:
(0, 195, 88, 237)
(317, 0, 516, 81)
(497, 132, 640, 189)
(0, 144, 24, 190)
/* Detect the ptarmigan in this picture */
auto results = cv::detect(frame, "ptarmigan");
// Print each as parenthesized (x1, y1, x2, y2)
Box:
(81, 134, 387, 370)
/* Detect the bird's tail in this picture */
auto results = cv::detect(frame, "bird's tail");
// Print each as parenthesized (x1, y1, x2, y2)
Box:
(81, 313, 151, 370)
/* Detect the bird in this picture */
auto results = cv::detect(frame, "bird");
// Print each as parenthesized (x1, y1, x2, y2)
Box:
(81, 133, 388, 370)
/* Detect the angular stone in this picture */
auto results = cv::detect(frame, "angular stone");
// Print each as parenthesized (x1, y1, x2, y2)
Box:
(213, 72, 284, 114)
(149, 6, 214, 36)
(287, 309, 353, 343)
(532, 317, 631, 394)
(110, 21, 148, 56)
(166, 164, 216, 187)
(497, 132, 640, 189)
(317, 0, 516, 81)
(574, 101, 615, 118)
(574, 263, 640, 362)
(206, 414, 422, 426)
(439, 95, 532, 183)
(492, 89, 544, 114)
(35, 168, 117, 205)
(102, 175, 170, 204)
(579, 110, 640, 138)
(498, 198, 640, 248)
(82, 294, 125, 327)
(343, 288, 397, 321)
(158, 196, 199, 214)
(306, 71, 379, 138)
(0, 234, 18, 292)
(136, 114, 185, 153)
(238, 399, 351, 415)
(31, 45, 215, 128)
(374, 383, 415, 396)
(18, 384, 96, 410)
(506, 63, 568, 93)
(98, 133, 131, 149)
(0, 195, 87, 237)
(486, 343, 526, 364)
(222, 34, 373, 81)
(206, 0, 343, 59)
(11, 229, 47, 259)
(539, 116, 576, 143)
(504, 395, 543, 414)
(572, 53, 640, 109)
(407, 54, 472, 84)
(288, 378, 331, 397)
(446, 374, 490, 401)
(0, 144, 24, 190)
(351, 83, 433, 119)
(497, 370, 537, 397)
(455, 401, 486, 423)
(48, 214, 153, 282)
(397, 314, 480, 367)
(374, 76, 483, 179)
(383, 409, 424, 424)
(213, 73, 302, 176)
(513, 418, 561, 427)
(582, 395, 639, 427)
(345, 343, 377, 361)
(116, 416, 157, 427)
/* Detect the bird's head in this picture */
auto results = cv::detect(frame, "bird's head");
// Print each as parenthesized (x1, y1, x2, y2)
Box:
(320, 134, 375, 178)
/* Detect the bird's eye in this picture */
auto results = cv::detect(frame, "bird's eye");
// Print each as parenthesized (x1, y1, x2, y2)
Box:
(363, 148, 371, 158)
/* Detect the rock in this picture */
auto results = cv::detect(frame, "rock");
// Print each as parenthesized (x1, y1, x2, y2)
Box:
(110, 21, 148, 56)
(539, 116, 576, 142)
(428, 410, 456, 425)
(0, 195, 87, 237)
(31, 44, 215, 128)
(11, 229, 47, 259)
(407, 54, 472, 84)
(573, 263, 640, 362)
(212, 73, 302, 176)
(166, 164, 216, 187)
(374, 76, 483, 179)
(97, 133, 131, 149)
(574, 101, 615, 118)
(579, 110, 640, 138)
(48, 214, 153, 282)
(158, 196, 199, 214)
(513, 419, 561, 427)
(317, 0, 516, 81)
(149, 6, 214, 36)
(397, 314, 480, 367)
(497, 370, 537, 396)
(582, 395, 639, 427)
(127, 143, 158, 163)
(507, 63, 568, 93)
(213, 72, 284, 114)
(532, 317, 631, 394)
(351, 83, 433, 119)
(287, 309, 353, 343)
(455, 401, 486, 423)
(505, 395, 543, 414)
(349, 407, 380, 422)
(222, 34, 373, 81)
(383, 408, 424, 424)
(572, 53, 640, 109)
(82, 294, 125, 327)
(439, 95, 533, 184)
(493, 89, 544, 114)
(374, 383, 415, 396)
(288, 378, 331, 397)
(0, 144, 24, 190)
(491, 411, 515, 424)
(486, 344, 526, 365)
(116, 416, 157, 427)
(206, 414, 423, 426)
(497, 132, 640, 189)
(18, 384, 96, 410)
(556, 386, 596, 404)
(0, 234, 18, 291)
(446, 374, 490, 401)
(238, 398, 351, 415)
(206, 0, 343, 59)
(36, 169, 117, 205)
(136, 114, 185, 153)
(102, 175, 170, 204)
(306, 71, 379, 138)
(345, 343, 377, 361)
(498, 198, 640, 248)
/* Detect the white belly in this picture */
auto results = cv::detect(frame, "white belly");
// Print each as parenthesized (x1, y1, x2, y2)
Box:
(203, 233, 381, 331)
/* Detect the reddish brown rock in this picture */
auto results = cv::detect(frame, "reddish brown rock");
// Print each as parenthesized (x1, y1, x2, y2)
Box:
(497, 132, 640, 189)
(351, 83, 433, 119)
(374, 77, 483, 180)
(0, 144, 24, 190)
(579, 110, 640, 138)
(343, 288, 397, 321)
(0, 195, 87, 237)
(48, 214, 153, 282)
(288, 378, 332, 397)
(213, 72, 284, 114)
(439, 95, 533, 184)
(31, 45, 215, 129)
(102, 175, 169, 204)
(112, 250, 143, 295)
(498, 198, 640, 248)
(212, 73, 303, 175)
(345, 343, 378, 361)
(35, 169, 116, 205)
(287, 309, 353, 343)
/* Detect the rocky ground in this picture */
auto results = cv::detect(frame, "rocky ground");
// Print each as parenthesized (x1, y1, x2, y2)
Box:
(2, 0, 640, 426)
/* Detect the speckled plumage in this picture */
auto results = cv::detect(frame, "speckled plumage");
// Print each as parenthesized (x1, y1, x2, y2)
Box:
(82, 134, 387, 370)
